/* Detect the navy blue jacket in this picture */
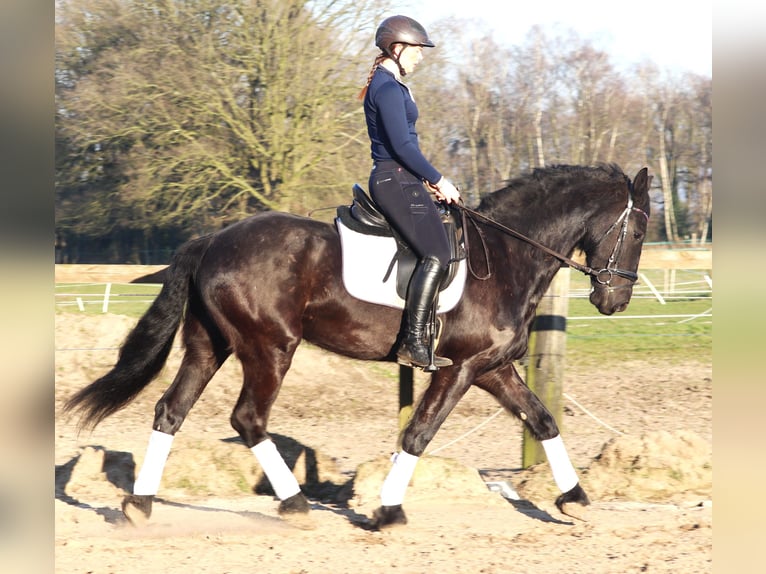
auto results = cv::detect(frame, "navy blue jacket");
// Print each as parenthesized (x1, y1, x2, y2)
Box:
(363, 67, 442, 185)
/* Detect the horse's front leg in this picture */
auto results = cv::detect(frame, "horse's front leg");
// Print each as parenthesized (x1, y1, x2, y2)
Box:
(474, 362, 590, 518)
(371, 369, 473, 529)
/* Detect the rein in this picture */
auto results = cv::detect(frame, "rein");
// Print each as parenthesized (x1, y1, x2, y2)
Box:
(456, 196, 648, 286)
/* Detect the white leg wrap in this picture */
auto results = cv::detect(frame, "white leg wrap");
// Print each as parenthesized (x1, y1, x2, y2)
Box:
(251, 439, 302, 501)
(380, 451, 419, 506)
(133, 430, 174, 495)
(542, 435, 579, 493)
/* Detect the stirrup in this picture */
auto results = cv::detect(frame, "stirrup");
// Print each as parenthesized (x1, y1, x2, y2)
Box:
(396, 342, 452, 371)
(396, 354, 453, 371)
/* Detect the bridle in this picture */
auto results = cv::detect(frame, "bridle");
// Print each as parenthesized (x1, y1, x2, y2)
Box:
(456, 193, 649, 290)
(588, 194, 650, 291)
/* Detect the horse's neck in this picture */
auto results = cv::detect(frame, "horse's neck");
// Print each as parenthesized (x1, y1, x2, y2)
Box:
(513, 242, 565, 311)
(490, 201, 582, 259)
(485, 207, 583, 321)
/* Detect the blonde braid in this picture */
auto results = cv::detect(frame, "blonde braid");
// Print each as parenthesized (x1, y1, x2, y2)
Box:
(357, 54, 386, 101)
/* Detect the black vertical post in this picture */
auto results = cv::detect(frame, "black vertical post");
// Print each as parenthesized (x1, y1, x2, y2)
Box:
(398, 365, 414, 436)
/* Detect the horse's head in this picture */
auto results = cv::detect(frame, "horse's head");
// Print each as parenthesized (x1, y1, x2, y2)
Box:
(585, 167, 651, 315)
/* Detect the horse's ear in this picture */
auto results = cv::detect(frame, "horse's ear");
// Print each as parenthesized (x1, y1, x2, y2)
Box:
(633, 167, 650, 196)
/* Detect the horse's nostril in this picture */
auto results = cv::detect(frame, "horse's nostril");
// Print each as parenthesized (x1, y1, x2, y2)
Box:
(615, 302, 629, 313)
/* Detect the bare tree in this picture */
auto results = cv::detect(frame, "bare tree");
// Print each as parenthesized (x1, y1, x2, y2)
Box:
(56, 0, 374, 250)
(656, 97, 679, 243)
(425, 25, 517, 199)
(676, 74, 713, 244)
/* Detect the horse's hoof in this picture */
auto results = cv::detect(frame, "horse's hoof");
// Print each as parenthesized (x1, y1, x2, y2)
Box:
(370, 505, 408, 530)
(121, 494, 153, 526)
(555, 483, 590, 521)
(278, 492, 310, 515)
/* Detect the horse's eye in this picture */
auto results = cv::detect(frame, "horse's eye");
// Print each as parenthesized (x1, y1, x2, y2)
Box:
(633, 231, 644, 241)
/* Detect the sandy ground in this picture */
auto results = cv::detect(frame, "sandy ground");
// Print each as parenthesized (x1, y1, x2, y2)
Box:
(54, 313, 712, 573)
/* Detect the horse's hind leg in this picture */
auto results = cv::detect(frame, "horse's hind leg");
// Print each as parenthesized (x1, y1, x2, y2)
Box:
(122, 313, 229, 524)
(473, 362, 590, 518)
(230, 343, 310, 516)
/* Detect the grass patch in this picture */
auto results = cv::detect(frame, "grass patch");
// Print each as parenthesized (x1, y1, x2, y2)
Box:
(567, 298, 711, 364)
(564, 269, 712, 365)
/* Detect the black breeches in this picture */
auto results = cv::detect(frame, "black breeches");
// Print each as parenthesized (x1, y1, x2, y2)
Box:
(369, 161, 451, 266)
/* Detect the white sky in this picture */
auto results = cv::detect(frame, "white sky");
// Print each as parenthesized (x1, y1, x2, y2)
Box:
(401, 0, 712, 76)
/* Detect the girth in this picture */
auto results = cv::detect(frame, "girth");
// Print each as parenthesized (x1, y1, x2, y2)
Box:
(336, 184, 464, 299)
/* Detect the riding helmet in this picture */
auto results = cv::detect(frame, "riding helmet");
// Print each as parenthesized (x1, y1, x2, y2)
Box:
(375, 15, 435, 56)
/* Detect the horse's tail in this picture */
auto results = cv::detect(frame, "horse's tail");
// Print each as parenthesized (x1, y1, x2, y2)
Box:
(63, 234, 214, 431)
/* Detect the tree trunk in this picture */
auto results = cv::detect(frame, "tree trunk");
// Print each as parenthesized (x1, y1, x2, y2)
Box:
(658, 107, 678, 243)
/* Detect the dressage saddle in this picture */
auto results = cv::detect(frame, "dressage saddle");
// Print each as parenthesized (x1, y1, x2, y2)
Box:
(336, 184, 464, 299)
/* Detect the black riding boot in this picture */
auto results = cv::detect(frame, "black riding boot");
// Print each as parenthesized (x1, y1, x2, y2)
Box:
(396, 256, 452, 369)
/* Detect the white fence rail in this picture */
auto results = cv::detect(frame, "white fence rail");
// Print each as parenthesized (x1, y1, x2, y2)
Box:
(55, 269, 713, 320)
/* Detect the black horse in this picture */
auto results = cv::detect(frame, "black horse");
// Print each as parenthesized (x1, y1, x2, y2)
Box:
(65, 164, 651, 529)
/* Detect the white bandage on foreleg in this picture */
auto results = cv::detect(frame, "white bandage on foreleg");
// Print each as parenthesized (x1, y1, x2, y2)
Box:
(251, 439, 302, 500)
(380, 451, 419, 506)
(541, 435, 579, 493)
(133, 430, 174, 495)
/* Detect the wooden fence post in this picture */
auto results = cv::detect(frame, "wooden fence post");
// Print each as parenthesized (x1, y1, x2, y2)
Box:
(522, 267, 570, 467)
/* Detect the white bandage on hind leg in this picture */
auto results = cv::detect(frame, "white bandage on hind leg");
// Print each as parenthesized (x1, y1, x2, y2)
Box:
(251, 439, 302, 501)
(542, 435, 579, 493)
(133, 430, 174, 495)
(380, 451, 419, 506)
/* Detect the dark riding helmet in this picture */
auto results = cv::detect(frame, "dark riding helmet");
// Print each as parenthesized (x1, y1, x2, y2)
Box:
(375, 15, 435, 56)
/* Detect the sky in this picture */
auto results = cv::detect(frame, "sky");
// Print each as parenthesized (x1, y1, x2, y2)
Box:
(401, 0, 712, 77)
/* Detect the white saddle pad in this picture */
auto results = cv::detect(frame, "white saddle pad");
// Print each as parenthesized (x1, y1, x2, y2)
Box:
(335, 218, 466, 313)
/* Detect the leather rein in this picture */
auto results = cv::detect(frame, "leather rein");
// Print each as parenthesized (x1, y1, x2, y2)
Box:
(455, 194, 649, 290)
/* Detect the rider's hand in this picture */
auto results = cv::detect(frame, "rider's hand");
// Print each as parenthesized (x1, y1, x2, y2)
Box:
(430, 177, 461, 204)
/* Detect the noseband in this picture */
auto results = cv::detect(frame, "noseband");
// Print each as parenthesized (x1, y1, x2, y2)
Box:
(457, 194, 649, 287)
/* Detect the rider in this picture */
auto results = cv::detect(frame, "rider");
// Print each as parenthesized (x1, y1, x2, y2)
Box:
(358, 15, 461, 370)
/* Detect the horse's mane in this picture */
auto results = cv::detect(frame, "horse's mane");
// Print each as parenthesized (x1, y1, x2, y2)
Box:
(476, 163, 628, 218)
(527, 163, 626, 186)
